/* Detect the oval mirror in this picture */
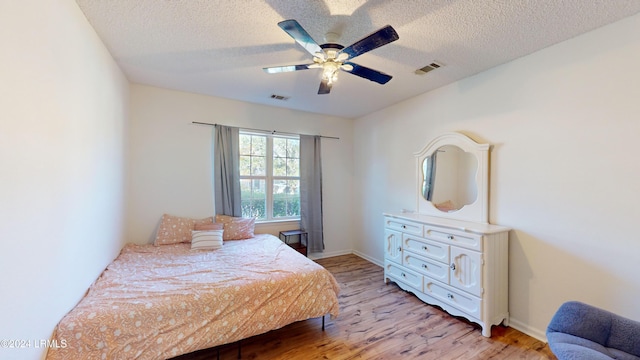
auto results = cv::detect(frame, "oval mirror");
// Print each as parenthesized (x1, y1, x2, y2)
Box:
(422, 145, 478, 212)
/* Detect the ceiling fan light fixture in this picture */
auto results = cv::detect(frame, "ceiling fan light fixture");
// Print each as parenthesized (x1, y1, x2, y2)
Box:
(340, 63, 353, 72)
(336, 53, 349, 62)
(322, 61, 341, 84)
(313, 52, 327, 61)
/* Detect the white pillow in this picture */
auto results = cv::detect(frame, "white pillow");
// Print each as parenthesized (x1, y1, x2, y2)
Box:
(191, 230, 223, 250)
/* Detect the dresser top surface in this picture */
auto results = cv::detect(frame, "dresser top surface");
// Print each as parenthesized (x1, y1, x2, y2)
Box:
(384, 212, 510, 235)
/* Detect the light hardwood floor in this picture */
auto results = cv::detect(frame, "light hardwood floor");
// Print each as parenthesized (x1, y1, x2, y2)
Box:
(173, 254, 555, 360)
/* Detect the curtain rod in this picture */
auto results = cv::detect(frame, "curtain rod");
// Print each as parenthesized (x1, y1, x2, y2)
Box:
(191, 121, 340, 140)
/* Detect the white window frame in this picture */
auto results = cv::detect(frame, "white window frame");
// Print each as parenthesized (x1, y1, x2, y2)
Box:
(239, 130, 300, 222)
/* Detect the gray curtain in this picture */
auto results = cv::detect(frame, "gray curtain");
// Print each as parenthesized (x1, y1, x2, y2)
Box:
(300, 135, 324, 252)
(213, 125, 241, 216)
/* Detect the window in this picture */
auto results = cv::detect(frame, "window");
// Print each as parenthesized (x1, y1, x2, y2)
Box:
(239, 131, 300, 221)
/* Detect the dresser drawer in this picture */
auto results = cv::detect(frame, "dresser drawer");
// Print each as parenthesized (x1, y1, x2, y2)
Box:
(403, 252, 449, 283)
(385, 261, 422, 292)
(403, 234, 449, 264)
(384, 217, 423, 236)
(424, 276, 481, 319)
(424, 225, 482, 251)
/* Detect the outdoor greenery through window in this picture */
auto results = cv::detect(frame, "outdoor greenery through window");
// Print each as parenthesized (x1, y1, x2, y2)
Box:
(239, 131, 300, 221)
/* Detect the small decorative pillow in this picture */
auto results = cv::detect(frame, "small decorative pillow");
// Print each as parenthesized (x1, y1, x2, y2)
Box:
(154, 214, 214, 246)
(194, 223, 224, 231)
(223, 217, 256, 240)
(191, 230, 223, 250)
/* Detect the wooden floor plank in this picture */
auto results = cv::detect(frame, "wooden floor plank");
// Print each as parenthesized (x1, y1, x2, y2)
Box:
(171, 254, 555, 360)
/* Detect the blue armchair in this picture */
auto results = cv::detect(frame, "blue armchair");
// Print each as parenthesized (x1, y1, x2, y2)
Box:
(546, 301, 640, 360)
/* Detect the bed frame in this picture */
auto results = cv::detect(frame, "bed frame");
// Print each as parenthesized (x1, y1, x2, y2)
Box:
(214, 315, 325, 360)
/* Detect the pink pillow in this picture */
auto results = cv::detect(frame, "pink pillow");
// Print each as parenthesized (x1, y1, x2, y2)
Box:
(223, 217, 255, 240)
(214, 215, 256, 240)
(194, 223, 224, 231)
(215, 214, 234, 224)
(154, 214, 214, 246)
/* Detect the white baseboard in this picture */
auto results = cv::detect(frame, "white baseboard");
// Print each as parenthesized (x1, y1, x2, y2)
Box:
(352, 250, 383, 267)
(308, 249, 383, 269)
(308, 249, 353, 260)
(508, 317, 547, 343)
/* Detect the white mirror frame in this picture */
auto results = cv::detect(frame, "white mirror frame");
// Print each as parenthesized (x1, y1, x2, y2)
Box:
(415, 132, 490, 223)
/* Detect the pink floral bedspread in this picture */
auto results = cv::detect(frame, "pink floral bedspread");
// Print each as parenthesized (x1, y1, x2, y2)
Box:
(46, 234, 340, 359)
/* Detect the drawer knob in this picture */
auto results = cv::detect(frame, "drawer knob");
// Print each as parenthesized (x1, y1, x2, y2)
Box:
(447, 235, 454, 240)
(401, 273, 406, 277)
(422, 264, 428, 269)
(447, 293, 454, 299)
(401, 225, 407, 229)
(422, 245, 428, 251)
(450, 263, 456, 271)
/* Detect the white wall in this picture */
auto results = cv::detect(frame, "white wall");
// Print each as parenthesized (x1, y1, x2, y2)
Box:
(128, 84, 354, 257)
(0, 1, 129, 359)
(353, 13, 640, 340)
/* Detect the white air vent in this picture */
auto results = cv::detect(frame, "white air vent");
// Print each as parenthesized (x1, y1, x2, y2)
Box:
(415, 62, 443, 75)
(270, 94, 290, 101)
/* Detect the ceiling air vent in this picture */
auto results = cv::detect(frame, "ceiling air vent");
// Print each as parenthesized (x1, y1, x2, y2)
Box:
(415, 62, 443, 75)
(270, 94, 290, 101)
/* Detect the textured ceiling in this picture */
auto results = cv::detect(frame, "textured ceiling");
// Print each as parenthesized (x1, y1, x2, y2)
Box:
(76, 0, 640, 118)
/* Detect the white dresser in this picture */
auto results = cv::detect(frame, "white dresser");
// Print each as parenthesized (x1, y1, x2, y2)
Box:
(383, 212, 509, 337)
(385, 132, 510, 337)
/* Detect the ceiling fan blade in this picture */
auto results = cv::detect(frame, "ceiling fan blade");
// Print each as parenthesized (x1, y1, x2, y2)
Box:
(339, 25, 399, 60)
(263, 64, 315, 74)
(278, 19, 323, 57)
(318, 78, 332, 94)
(343, 62, 393, 84)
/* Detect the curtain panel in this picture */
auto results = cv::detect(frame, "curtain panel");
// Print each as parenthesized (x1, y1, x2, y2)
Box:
(300, 135, 324, 252)
(213, 125, 242, 217)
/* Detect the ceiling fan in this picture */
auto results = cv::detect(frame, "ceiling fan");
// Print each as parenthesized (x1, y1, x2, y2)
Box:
(263, 19, 399, 94)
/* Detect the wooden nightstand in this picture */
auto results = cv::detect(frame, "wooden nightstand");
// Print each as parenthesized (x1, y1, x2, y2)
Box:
(279, 230, 308, 257)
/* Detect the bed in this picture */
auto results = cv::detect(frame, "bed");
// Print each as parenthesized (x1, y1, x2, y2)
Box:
(45, 233, 340, 360)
